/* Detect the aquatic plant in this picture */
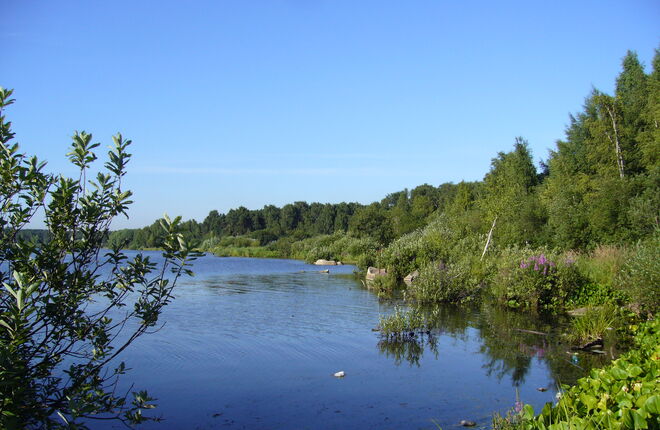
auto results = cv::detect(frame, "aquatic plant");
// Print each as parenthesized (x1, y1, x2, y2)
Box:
(378, 307, 428, 339)
(567, 305, 619, 344)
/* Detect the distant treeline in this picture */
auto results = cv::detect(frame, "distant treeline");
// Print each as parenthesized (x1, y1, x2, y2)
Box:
(105, 183, 459, 251)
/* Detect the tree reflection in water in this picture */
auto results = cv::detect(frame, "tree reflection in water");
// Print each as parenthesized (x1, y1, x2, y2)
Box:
(378, 333, 439, 367)
(376, 303, 616, 386)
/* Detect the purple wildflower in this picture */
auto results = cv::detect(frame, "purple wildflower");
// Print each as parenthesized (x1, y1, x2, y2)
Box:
(515, 400, 523, 413)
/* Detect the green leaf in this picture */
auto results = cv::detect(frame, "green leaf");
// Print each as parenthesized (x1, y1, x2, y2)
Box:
(523, 403, 535, 420)
(644, 395, 660, 415)
(580, 393, 598, 410)
(3, 283, 17, 299)
(632, 409, 648, 429)
(0, 319, 13, 332)
(622, 408, 634, 428)
(610, 367, 629, 380)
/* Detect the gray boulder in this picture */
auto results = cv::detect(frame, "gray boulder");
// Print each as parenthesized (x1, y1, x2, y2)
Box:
(403, 270, 419, 286)
(366, 266, 387, 281)
(314, 259, 338, 266)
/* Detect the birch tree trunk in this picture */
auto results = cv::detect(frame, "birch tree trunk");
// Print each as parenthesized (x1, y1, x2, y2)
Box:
(481, 216, 497, 260)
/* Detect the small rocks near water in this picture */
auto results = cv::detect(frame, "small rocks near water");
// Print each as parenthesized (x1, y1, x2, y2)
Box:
(333, 371, 345, 378)
(403, 270, 419, 286)
(365, 267, 387, 281)
(571, 338, 604, 352)
(460, 419, 477, 427)
(314, 259, 342, 266)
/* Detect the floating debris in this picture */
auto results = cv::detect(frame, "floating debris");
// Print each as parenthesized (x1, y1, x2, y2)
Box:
(334, 371, 345, 378)
(460, 419, 476, 427)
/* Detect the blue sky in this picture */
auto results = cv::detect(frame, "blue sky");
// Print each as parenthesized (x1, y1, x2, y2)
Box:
(4, 1, 659, 229)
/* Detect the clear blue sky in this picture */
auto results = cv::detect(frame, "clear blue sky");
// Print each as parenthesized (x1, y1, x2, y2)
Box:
(4, 1, 659, 229)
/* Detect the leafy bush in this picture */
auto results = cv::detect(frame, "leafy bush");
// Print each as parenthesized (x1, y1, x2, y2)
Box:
(491, 249, 586, 311)
(404, 260, 481, 304)
(287, 232, 380, 265)
(211, 245, 280, 258)
(0, 89, 196, 429)
(377, 217, 454, 280)
(567, 282, 628, 308)
(368, 273, 400, 298)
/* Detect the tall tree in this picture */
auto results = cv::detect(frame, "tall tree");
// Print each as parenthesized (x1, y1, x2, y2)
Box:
(478, 138, 543, 247)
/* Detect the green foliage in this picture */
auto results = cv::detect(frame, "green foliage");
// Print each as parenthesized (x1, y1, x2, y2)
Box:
(567, 282, 628, 308)
(494, 319, 660, 429)
(368, 273, 400, 298)
(376, 217, 454, 280)
(576, 245, 627, 288)
(0, 88, 196, 429)
(491, 249, 586, 311)
(541, 48, 659, 249)
(349, 202, 394, 244)
(478, 138, 545, 248)
(404, 260, 481, 304)
(287, 231, 380, 265)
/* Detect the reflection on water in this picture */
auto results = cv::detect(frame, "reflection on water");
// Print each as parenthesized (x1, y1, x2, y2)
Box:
(376, 303, 614, 387)
(91, 252, 612, 430)
(378, 334, 439, 367)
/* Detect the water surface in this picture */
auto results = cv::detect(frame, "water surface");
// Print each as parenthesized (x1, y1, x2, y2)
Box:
(94, 252, 609, 429)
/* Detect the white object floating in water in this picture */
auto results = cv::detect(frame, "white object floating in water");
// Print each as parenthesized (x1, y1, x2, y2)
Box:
(334, 371, 345, 378)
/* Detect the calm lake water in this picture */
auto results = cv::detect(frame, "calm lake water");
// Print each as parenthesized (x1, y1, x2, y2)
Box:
(93, 251, 611, 430)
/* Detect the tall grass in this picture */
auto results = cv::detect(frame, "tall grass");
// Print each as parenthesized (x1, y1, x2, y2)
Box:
(616, 234, 660, 315)
(567, 305, 618, 343)
(576, 244, 628, 288)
